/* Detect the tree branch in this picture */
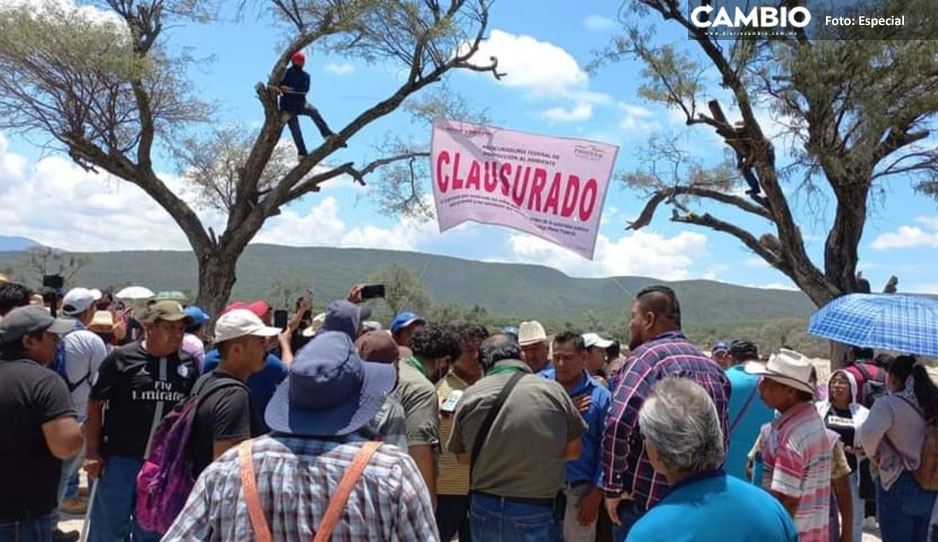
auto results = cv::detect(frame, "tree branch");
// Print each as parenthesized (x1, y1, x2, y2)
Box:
(671, 210, 786, 271)
(627, 185, 772, 231)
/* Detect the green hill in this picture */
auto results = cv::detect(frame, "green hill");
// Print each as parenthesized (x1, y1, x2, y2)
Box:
(0, 244, 815, 334)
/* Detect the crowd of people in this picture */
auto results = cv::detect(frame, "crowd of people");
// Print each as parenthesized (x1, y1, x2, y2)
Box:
(2, 276, 938, 542)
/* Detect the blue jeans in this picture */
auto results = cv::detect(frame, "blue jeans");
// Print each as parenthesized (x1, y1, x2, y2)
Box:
(877, 471, 938, 542)
(86, 456, 160, 542)
(0, 514, 53, 542)
(611, 501, 647, 542)
(469, 493, 561, 542)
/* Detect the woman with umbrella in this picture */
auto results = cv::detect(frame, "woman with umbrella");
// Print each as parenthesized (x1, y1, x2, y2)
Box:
(858, 355, 938, 542)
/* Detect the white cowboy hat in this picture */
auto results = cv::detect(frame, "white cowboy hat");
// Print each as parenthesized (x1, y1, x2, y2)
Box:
(744, 348, 816, 397)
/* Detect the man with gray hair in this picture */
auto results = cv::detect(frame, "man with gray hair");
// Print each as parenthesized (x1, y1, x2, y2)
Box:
(449, 333, 586, 542)
(628, 377, 798, 542)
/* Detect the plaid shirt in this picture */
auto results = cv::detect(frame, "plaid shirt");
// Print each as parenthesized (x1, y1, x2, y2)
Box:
(601, 331, 730, 509)
(161, 433, 439, 542)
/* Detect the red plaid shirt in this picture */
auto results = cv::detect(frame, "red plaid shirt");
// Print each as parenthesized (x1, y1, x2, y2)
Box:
(601, 331, 730, 509)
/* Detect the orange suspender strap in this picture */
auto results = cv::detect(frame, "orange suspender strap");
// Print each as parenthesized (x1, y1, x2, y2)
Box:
(313, 441, 382, 542)
(238, 439, 382, 542)
(238, 440, 273, 542)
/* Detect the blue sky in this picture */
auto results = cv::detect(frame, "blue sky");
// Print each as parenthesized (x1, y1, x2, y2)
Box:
(1, 0, 937, 294)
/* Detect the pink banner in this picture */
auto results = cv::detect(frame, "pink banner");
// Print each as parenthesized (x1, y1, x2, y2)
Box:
(431, 119, 619, 259)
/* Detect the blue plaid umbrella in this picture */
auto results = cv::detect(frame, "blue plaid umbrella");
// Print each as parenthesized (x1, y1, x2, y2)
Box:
(808, 293, 938, 357)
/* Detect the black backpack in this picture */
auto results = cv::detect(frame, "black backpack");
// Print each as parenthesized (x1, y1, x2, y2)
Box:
(855, 363, 888, 409)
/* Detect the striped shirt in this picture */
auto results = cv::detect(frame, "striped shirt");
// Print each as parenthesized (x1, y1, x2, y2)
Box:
(760, 402, 832, 542)
(437, 371, 471, 495)
(161, 433, 439, 542)
(601, 331, 730, 509)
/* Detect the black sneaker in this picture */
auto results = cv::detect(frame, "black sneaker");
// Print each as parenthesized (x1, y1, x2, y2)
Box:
(53, 529, 80, 542)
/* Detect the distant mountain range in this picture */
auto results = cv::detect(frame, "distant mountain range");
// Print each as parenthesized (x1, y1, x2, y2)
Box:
(0, 244, 816, 334)
(0, 235, 41, 251)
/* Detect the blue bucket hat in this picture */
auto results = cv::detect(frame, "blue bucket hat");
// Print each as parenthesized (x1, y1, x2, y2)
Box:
(183, 305, 210, 326)
(390, 311, 425, 334)
(265, 331, 395, 437)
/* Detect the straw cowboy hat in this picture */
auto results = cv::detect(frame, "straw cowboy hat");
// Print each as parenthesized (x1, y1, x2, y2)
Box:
(744, 348, 817, 397)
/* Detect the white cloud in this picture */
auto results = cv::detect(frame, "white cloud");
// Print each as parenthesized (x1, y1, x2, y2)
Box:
(0, 131, 430, 253)
(915, 215, 938, 230)
(541, 104, 593, 122)
(0, 133, 210, 251)
(617, 102, 661, 132)
(746, 281, 799, 291)
(324, 63, 354, 76)
(871, 216, 938, 250)
(582, 15, 616, 31)
(2, 0, 125, 28)
(909, 283, 938, 295)
(495, 229, 708, 280)
(703, 264, 730, 280)
(472, 30, 586, 96)
(251, 197, 437, 251)
(467, 29, 611, 121)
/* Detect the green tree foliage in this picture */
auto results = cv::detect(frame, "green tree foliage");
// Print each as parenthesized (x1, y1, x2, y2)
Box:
(17, 247, 92, 289)
(0, 0, 502, 320)
(369, 262, 433, 316)
(600, 0, 938, 309)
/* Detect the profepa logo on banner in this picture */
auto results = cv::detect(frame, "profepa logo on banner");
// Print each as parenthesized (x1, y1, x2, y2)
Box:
(430, 119, 618, 260)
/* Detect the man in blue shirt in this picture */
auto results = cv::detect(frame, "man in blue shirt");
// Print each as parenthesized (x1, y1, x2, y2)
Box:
(628, 377, 797, 542)
(551, 331, 611, 542)
(277, 51, 345, 157)
(723, 339, 775, 481)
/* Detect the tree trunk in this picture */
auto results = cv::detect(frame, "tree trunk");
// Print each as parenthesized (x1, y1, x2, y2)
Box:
(193, 249, 238, 328)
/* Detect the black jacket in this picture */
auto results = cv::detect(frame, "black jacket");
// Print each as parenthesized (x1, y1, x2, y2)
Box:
(279, 66, 310, 113)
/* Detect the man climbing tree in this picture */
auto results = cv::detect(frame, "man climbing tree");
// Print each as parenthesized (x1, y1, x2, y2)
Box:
(0, 0, 502, 319)
(596, 0, 938, 323)
(276, 51, 346, 157)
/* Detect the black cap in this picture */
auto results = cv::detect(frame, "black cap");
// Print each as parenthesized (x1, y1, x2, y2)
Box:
(0, 306, 74, 345)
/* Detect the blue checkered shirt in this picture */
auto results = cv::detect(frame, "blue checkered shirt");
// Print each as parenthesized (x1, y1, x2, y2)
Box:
(161, 433, 439, 542)
(601, 331, 730, 509)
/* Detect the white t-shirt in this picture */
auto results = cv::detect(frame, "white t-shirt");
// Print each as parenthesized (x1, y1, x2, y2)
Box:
(62, 325, 108, 417)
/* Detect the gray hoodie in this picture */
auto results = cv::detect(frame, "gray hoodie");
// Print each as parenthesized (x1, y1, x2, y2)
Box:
(321, 300, 371, 340)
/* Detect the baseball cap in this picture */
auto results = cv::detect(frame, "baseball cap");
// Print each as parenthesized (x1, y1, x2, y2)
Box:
(142, 300, 191, 323)
(518, 321, 547, 346)
(730, 339, 759, 361)
(355, 330, 400, 364)
(390, 312, 425, 334)
(711, 341, 731, 354)
(223, 301, 248, 314)
(582, 332, 614, 349)
(0, 305, 74, 345)
(214, 309, 281, 343)
(62, 287, 103, 316)
(246, 300, 272, 319)
(183, 306, 211, 326)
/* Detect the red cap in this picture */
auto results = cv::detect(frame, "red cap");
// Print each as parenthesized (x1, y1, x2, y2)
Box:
(246, 300, 271, 318)
(222, 301, 248, 315)
(291, 51, 306, 65)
